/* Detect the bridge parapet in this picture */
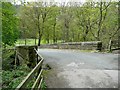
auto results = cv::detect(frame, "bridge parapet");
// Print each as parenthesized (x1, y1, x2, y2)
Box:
(39, 41, 102, 50)
(15, 45, 38, 68)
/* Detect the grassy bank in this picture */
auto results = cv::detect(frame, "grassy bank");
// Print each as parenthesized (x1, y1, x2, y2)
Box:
(15, 39, 62, 45)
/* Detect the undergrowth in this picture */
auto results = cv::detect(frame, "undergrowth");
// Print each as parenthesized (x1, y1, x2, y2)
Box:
(2, 49, 31, 90)
(2, 49, 47, 90)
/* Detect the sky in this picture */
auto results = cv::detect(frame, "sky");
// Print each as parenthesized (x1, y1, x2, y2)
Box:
(8, 0, 86, 5)
(12, 0, 118, 2)
(3, 0, 119, 5)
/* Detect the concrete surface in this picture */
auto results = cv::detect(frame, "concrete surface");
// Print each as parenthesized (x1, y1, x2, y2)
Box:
(38, 49, 119, 88)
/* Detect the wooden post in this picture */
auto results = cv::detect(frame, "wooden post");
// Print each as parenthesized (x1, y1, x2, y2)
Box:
(36, 49, 38, 64)
(15, 50, 17, 69)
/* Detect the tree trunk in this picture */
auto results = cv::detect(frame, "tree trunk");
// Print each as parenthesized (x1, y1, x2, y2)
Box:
(38, 34, 42, 46)
(62, 30, 65, 43)
(108, 38, 112, 52)
(38, 28, 42, 46)
(78, 33, 80, 41)
(55, 37, 57, 43)
(35, 38, 36, 45)
(47, 39, 49, 44)
(72, 31, 74, 42)
(66, 29, 69, 42)
(46, 36, 49, 44)
(83, 26, 89, 41)
(53, 29, 56, 44)
(53, 20, 56, 44)
(97, 2, 103, 41)
(25, 38, 26, 45)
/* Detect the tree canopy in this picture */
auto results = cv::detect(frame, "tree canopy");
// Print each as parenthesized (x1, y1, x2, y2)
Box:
(2, 1, 119, 49)
(2, 2, 19, 47)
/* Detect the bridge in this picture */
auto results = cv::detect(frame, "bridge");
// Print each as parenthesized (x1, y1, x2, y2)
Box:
(15, 41, 119, 89)
(38, 49, 118, 88)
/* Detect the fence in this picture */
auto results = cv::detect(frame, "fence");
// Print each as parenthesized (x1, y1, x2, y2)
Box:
(16, 48, 44, 90)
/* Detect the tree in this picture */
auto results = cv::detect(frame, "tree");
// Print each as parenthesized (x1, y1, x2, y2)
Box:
(20, 2, 51, 46)
(17, 1, 119, 50)
(101, 2, 119, 50)
(46, 5, 60, 43)
(2, 2, 19, 47)
(59, 2, 74, 42)
(74, 2, 97, 41)
(18, 3, 38, 45)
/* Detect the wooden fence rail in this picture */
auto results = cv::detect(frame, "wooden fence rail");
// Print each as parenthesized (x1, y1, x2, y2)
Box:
(16, 48, 44, 90)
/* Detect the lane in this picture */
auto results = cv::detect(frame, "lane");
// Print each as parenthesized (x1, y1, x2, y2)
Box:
(38, 49, 118, 88)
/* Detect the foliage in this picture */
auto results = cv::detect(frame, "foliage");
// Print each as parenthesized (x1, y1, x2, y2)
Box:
(18, 1, 119, 49)
(1, 1, 119, 49)
(2, 69, 29, 89)
(2, 49, 15, 70)
(41, 80, 47, 90)
(2, 2, 19, 47)
(2, 2, 119, 89)
(2, 49, 30, 89)
(15, 39, 50, 45)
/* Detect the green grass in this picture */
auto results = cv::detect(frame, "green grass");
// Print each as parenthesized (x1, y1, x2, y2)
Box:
(15, 39, 47, 45)
(79, 50, 99, 52)
(15, 39, 39, 45)
(15, 39, 62, 45)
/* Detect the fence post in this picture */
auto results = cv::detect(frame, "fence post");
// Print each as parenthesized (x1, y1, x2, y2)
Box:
(15, 50, 17, 69)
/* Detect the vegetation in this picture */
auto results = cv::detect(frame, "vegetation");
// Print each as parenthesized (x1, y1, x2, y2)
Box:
(17, 2, 119, 47)
(15, 39, 52, 45)
(1, 0, 119, 90)
(2, 44, 46, 90)
(1, 1, 119, 49)
(41, 80, 47, 90)
(2, 2, 19, 48)
(16, 1, 119, 50)
(2, 49, 31, 89)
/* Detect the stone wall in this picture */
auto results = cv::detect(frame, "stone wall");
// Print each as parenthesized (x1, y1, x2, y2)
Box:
(39, 41, 102, 50)
(15, 45, 38, 68)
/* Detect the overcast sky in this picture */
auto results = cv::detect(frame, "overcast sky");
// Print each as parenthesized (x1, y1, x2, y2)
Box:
(3, 0, 118, 5)
(8, 0, 86, 5)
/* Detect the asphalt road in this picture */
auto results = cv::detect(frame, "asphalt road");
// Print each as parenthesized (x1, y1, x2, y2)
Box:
(38, 49, 119, 88)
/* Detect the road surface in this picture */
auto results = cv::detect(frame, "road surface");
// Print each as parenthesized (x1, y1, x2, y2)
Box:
(38, 49, 119, 88)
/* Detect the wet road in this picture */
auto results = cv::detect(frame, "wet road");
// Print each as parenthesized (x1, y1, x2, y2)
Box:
(38, 49, 119, 88)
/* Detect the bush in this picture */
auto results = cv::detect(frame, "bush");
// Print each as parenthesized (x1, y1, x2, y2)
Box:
(41, 80, 47, 90)
(2, 49, 15, 70)
(2, 70, 28, 89)
(2, 49, 31, 89)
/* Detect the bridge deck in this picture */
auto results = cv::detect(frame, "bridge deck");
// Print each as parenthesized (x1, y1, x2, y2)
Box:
(38, 49, 118, 88)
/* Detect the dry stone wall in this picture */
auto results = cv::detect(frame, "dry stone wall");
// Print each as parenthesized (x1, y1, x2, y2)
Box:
(39, 41, 102, 50)
(15, 45, 38, 68)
